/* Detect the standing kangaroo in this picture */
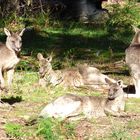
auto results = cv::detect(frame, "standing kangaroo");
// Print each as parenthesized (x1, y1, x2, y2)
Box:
(125, 26, 140, 98)
(0, 28, 25, 91)
(39, 80, 126, 120)
(37, 53, 116, 91)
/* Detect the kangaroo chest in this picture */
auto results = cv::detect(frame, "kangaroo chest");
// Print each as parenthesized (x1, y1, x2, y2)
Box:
(3, 55, 20, 70)
(0, 46, 20, 71)
(106, 98, 124, 112)
(82, 97, 106, 118)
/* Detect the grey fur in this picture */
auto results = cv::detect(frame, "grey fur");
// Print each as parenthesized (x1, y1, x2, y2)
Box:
(125, 26, 140, 97)
(0, 28, 25, 90)
(40, 80, 126, 120)
(37, 53, 116, 91)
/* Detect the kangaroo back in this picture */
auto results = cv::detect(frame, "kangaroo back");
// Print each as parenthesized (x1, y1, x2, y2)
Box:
(39, 94, 83, 119)
(78, 64, 116, 91)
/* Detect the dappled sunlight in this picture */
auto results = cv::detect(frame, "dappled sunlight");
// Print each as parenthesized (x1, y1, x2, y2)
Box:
(21, 26, 127, 67)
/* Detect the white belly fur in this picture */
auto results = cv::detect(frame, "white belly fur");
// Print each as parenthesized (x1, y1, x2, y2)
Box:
(3, 56, 20, 70)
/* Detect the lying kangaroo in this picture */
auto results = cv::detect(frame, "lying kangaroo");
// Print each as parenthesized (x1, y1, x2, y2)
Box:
(39, 80, 126, 119)
(125, 26, 140, 98)
(0, 28, 25, 90)
(37, 53, 116, 91)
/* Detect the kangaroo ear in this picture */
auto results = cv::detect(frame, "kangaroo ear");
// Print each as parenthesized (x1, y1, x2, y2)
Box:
(105, 78, 114, 85)
(4, 28, 11, 36)
(46, 56, 52, 62)
(19, 28, 26, 36)
(37, 53, 44, 61)
(117, 80, 123, 87)
(132, 25, 140, 33)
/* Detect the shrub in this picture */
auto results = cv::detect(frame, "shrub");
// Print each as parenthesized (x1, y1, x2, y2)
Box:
(36, 118, 58, 140)
(106, 0, 140, 36)
(36, 118, 76, 140)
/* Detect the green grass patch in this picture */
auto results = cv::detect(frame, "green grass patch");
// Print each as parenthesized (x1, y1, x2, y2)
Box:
(5, 123, 24, 139)
(36, 118, 76, 140)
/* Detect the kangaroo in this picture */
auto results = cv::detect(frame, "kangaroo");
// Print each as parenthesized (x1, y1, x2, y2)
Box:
(0, 28, 25, 91)
(39, 80, 126, 120)
(37, 53, 116, 91)
(125, 26, 140, 98)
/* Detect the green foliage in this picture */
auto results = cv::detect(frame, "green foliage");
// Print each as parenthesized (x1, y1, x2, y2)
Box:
(106, 1, 140, 36)
(36, 118, 76, 140)
(52, 60, 63, 70)
(36, 118, 57, 140)
(63, 121, 76, 138)
(110, 126, 131, 140)
(5, 122, 24, 139)
(127, 120, 140, 129)
(3, 14, 25, 31)
(1, 5, 55, 30)
(17, 58, 38, 72)
(63, 48, 77, 67)
(17, 60, 31, 71)
(32, 13, 52, 28)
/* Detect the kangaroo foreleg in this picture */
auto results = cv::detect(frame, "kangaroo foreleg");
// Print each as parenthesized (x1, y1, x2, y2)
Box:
(104, 108, 127, 117)
(0, 69, 5, 89)
(7, 69, 14, 87)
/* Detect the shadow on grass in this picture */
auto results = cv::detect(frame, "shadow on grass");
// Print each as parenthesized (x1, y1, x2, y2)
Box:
(0, 26, 131, 73)
(1, 96, 23, 105)
(22, 27, 128, 62)
(104, 70, 130, 76)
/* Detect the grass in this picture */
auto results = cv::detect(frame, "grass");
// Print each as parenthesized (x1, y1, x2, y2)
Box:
(110, 126, 131, 140)
(0, 23, 140, 139)
(5, 123, 24, 139)
(20, 23, 129, 69)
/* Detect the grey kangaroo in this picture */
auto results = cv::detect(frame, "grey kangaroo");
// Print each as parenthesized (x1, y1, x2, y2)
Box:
(125, 26, 140, 98)
(40, 80, 126, 120)
(37, 53, 116, 91)
(0, 28, 25, 91)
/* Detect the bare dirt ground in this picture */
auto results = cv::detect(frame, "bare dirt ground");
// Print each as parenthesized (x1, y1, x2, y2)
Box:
(0, 103, 14, 140)
(75, 114, 140, 140)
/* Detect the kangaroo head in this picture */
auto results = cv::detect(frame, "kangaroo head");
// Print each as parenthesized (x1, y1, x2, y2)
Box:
(4, 28, 25, 53)
(37, 53, 53, 78)
(107, 79, 124, 100)
(131, 26, 140, 44)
